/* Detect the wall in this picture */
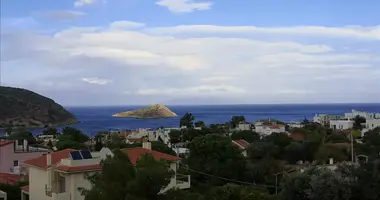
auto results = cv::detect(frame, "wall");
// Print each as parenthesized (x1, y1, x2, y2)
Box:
(14, 152, 47, 173)
(70, 173, 93, 200)
(0, 144, 13, 173)
(365, 119, 380, 130)
(29, 167, 50, 200)
(329, 120, 354, 130)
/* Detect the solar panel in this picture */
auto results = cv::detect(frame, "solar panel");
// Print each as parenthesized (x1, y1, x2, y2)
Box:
(80, 150, 93, 159)
(70, 151, 83, 160)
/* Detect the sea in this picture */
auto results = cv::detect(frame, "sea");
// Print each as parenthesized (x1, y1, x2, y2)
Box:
(5, 104, 380, 136)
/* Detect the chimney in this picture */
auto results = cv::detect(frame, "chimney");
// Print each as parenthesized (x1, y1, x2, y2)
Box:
(47, 152, 52, 166)
(329, 158, 334, 165)
(142, 142, 152, 150)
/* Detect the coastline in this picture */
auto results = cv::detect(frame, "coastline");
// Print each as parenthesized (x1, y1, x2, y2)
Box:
(0, 118, 80, 130)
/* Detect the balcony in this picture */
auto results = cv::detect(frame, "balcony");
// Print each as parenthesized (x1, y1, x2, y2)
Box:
(176, 174, 190, 189)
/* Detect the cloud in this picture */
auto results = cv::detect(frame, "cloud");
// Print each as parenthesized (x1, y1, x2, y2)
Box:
(74, 0, 97, 7)
(109, 21, 145, 29)
(81, 77, 113, 85)
(149, 25, 380, 40)
(43, 10, 86, 21)
(156, 0, 213, 13)
(1, 20, 379, 105)
(136, 85, 246, 95)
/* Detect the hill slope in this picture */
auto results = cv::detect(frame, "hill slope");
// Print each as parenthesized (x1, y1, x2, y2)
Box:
(112, 104, 177, 119)
(0, 86, 78, 128)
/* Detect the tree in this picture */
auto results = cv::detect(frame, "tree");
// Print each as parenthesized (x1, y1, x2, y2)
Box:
(151, 141, 176, 156)
(94, 135, 103, 151)
(169, 130, 182, 144)
(47, 140, 53, 148)
(56, 127, 89, 150)
(186, 135, 247, 188)
(0, 182, 28, 200)
(248, 142, 281, 160)
(230, 116, 245, 128)
(230, 130, 260, 143)
(62, 127, 89, 143)
(8, 128, 36, 144)
(180, 113, 195, 128)
(194, 120, 206, 128)
(284, 142, 304, 164)
(82, 150, 174, 200)
(353, 115, 366, 130)
(43, 127, 58, 136)
(280, 166, 352, 200)
(205, 183, 274, 200)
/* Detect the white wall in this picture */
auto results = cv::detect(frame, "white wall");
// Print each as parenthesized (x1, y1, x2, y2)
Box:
(365, 119, 380, 130)
(329, 120, 354, 130)
(29, 167, 51, 200)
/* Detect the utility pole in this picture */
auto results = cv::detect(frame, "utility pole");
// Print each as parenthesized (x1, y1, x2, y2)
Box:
(351, 131, 354, 163)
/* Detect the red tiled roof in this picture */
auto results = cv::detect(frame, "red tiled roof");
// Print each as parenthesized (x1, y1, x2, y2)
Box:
(119, 130, 132, 137)
(55, 164, 102, 173)
(21, 185, 29, 192)
(232, 140, 251, 149)
(0, 173, 23, 184)
(24, 149, 75, 169)
(270, 125, 281, 129)
(121, 147, 180, 165)
(0, 140, 14, 147)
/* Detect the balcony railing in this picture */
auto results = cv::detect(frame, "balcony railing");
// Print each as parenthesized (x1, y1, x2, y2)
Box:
(176, 174, 190, 189)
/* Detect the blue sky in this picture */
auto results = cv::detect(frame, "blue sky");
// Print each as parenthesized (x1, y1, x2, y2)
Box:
(1, 0, 379, 105)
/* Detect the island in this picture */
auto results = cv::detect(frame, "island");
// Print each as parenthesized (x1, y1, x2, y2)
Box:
(0, 86, 78, 128)
(112, 104, 177, 119)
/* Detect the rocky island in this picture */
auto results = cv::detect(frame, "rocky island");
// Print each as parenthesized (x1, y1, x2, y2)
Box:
(112, 104, 177, 119)
(0, 86, 78, 128)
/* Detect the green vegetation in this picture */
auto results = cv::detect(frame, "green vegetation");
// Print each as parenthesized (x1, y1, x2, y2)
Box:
(112, 104, 177, 119)
(0, 181, 28, 200)
(0, 86, 78, 128)
(56, 127, 89, 150)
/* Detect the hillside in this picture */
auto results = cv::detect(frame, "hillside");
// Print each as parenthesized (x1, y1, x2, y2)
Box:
(112, 104, 177, 119)
(0, 86, 78, 128)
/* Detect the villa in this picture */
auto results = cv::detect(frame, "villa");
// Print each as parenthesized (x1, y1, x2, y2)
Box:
(21, 142, 190, 200)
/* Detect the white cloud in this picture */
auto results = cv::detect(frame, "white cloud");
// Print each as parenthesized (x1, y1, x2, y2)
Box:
(81, 77, 113, 85)
(74, 0, 97, 7)
(1, 20, 379, 105)
(149, 25, 380, 40)
(156, 0, 213, 13)
(109, 21, 145, 29)
(43, 10, 86, 21)
(136, 85, 246, 95)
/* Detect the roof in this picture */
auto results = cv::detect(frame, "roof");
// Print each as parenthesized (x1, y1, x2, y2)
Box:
(270, 125, 282, 129)
(232, 140, 250, 149)
(0, 173, 23, 184)
(121, 147, 181, 165)
(55, 164, 102, 173)
(0, 140, 14, 147)
(24, 149, 74, 169)
(21, 185, 29, 192)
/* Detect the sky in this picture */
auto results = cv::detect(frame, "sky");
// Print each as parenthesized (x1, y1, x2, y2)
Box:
(0, 0, 379, 106)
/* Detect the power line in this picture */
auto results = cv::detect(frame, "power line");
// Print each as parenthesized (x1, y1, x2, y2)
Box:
(179, 165, 277, 188)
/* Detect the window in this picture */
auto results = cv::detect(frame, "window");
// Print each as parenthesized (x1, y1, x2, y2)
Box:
(59, 176, 66, 193)
(13, 160, 19, 167)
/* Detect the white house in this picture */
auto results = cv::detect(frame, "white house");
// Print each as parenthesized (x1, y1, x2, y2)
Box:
(288, 122, 304, 128)
(22, 142, 190, 200)
(313, 114, 344, 126)
(329, 119, 354, 130)
(344, 110, 380, 120)
(236, 123, 252, 131)
(254, 121, 286, 136)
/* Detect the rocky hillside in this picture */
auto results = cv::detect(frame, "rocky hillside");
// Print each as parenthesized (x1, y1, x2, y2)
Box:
(113, 104, 177, 119)
(0, 86, 78, 128)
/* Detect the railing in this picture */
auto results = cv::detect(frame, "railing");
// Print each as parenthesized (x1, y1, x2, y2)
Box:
(176, 174, 190, 189)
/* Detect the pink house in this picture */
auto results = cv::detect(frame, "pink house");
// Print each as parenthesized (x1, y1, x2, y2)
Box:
(0, 140, 49, 175)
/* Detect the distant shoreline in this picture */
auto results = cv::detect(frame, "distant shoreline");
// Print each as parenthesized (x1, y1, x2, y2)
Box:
(0, 119, 80, 131)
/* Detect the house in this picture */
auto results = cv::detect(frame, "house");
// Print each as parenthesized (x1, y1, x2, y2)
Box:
(0, 190, 7, 200)
(235, 123, 252, 131)
(22, 142, 190, 200)
(329, 119, 354, 130)
(0, 140, 48, 175)
(313, 114, 344, 126)
(254, 121, 286, 136)
(288, 122, 304, 128)
(232, 140, 250, 157)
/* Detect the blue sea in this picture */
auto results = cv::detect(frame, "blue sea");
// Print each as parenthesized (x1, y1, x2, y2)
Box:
(6, 104, 380, 136)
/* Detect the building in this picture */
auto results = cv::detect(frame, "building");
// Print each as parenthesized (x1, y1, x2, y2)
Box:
(0, 140, 48, 175)
(288, 122, 304, 128)
(344, 110, 380, 120)
(0, 190, 6, 200)
(329, 119, 354, 130)
(235, 123, 252, 131)
(22, 142, 190, 200)
(232, 140, 250, 157)
(254, 121, 286, 136)
(313, 114, 344, 126)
